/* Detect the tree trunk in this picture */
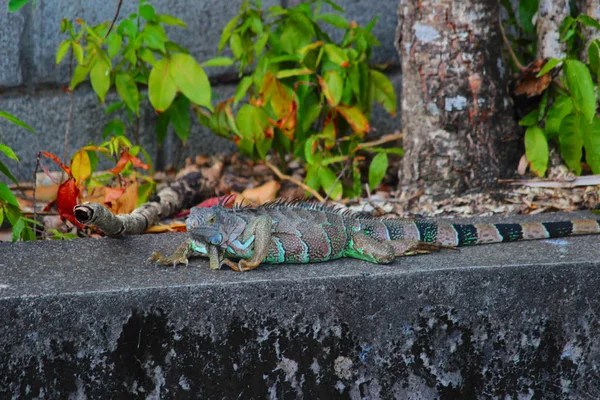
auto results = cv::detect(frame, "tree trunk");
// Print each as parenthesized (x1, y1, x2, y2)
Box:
(575, 0, 600, 62)
(536, 0, 570, 59)
(396, 0, 520, 197)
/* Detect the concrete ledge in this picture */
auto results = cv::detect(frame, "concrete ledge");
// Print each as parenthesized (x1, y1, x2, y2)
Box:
(1, 212, 600, 398)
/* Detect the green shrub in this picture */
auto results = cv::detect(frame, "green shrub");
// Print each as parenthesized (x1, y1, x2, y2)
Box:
(199, 0, 400, 199)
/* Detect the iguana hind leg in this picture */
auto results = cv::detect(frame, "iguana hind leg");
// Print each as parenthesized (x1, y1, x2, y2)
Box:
(230, 215, 273, 272)
(346, 233, 396, 263)
(390, 239, 457, 256)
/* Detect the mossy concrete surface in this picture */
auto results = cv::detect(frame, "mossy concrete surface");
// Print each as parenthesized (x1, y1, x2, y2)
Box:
(1, 212, 600, 398)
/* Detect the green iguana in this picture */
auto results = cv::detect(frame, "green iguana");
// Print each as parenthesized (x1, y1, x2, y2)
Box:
(150, 200, 600, 271)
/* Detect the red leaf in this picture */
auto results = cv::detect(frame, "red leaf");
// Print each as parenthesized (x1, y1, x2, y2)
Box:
(57, 178, 84, 228)
(196, 195, 236, 209)
(104, 187, 125, 203)
(39, 151, 72, 176)
(109, 151, 150, 175)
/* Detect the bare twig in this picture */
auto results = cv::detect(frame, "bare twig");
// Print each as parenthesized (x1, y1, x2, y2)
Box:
(498, 14, 526, 72)
(323, 163, 348, 203)
(104, 0, 123, 39)
(355, 131, 403, 150)
(32, 153, 41, 236)
(63, 51, 74, 165)
(264, 160, 325, 202)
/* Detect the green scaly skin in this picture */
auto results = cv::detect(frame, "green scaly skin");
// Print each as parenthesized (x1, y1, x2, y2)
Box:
(150, 201, 600, 271)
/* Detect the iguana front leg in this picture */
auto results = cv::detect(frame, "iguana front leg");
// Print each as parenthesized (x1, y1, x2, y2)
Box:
(150, 239, 195, 267)
(150, 239, 223, 268)
(224, 215, 273, 272)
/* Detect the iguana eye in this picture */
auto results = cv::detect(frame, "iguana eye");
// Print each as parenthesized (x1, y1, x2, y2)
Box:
(207, 216, 216, 224)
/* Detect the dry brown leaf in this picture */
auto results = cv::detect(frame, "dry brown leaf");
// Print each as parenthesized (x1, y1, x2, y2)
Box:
(80, 186, 106, 205)
(513, 59, 554, 97)
(145, 222, 187, 233)
(517, 154, 529, 175)
(112, 180, 138, 215)
(241, 180, 280, 204)
(23, 184, 59, 202)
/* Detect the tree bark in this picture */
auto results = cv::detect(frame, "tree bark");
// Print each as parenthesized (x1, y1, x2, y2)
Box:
(575, 0, 600, 62)
(396, 0, 520, 197)
(536, 0, 570, 59)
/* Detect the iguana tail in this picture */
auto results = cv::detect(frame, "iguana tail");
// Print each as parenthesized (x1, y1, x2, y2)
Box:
(374, 219, 600, 247)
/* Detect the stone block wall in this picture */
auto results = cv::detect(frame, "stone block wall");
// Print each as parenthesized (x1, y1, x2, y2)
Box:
(0, 0, 401, 181)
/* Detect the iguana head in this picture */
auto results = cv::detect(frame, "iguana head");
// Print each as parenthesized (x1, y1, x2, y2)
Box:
(186, 206, 246, 247)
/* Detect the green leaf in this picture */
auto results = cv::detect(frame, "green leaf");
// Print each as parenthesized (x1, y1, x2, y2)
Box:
(368, 152, 388, 190)
(157, 14, 187, 27)
(304, 136, 318, 164)
(148, 57, 177, 112)
(545, 96, 573, 138)
(324, 44, 348, 66)
(255, 33, 269, 57)
(230, 33, 243, 58)
(319, 166, 342, 200)
(105, 101, 125, 114)
(558, 114, 583, 175)
(11, 216, 25, 241)
(118, 19, 138, 38)
(72, 42, 84, 64)
(582, 115, 600, 174)
(234, 76, 253, 105)
(90, 57, 111, 103)
(235, 104, 269, 140)
(70, 63, 91, 90)
(525, 126, 549, 176)
(336, 105, 369, 134)
(323, 0, 344, 12)
(0, 159, 18, 184)
(139, 4, 156, 21)
(536, 58, 562, 77)
(102, 119, 126, 138)
(0, 182, 19, 207)
(115, 72, 140, 116)
(255, 137, 272, 160)
(589, 39, 600, 77)
(169, 96, 191, 143)
(321, 70, 343, 107)
(0, 111, 35, 133)
(138, 47, 157, 66)
(317, 13, 350, 29)
(107, 33, 122, 58)
(519, 109, 539, 127)
(8, 0, 31, 12)
(56, 40, 71, 65)
(0, 143, 19, 161)
(143, 22, 167, 52)
(518, 0, 538, 34)
(219, 15, 241, 52)
(577, 15, 600, 30)
(370, 69, 397, 116)
(276, 68, 313, 79)
(564, 59, 596, 123)
(168, 53, 212, 110)
(202, 57, 234, 67)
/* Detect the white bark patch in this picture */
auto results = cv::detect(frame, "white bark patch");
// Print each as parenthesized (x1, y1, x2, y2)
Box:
(414, 23, 440, 42)
(427, 102, 440, 116)
(444, 95, 467, 111)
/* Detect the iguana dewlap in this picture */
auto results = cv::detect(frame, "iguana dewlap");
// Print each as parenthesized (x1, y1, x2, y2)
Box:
(151, 201, 600, 271)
